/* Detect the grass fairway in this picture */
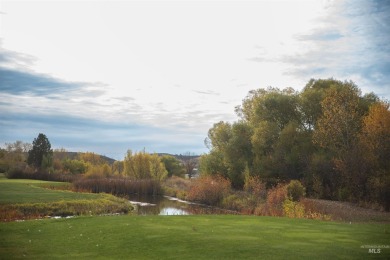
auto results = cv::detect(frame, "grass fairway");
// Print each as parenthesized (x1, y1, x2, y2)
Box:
(0, 215, 389, 259)
(0, 176, 101, 204)
(0, 176, 132, 220)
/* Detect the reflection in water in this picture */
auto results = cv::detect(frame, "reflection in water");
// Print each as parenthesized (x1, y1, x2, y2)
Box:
(160, 207, 189, 216)
(128, 195, 237, 215)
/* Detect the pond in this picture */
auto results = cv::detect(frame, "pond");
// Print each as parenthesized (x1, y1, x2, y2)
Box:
(128, 195, 237, 215)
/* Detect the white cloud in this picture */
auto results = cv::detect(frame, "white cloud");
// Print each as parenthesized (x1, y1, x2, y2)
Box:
(279, 0, 390, 98)
(1, 0, 389, 157)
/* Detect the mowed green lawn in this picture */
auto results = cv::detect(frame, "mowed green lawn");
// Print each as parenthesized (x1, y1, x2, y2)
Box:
(0, 176, 132, 220)
(0, 175, 389, 259)
(0, 215, 389, 259)
(0, 176, 102, 204)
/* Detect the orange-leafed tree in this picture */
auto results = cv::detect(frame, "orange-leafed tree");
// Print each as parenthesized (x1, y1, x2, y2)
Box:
(360, 102, 390, 209)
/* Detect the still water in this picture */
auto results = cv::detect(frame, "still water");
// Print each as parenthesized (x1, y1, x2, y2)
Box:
(128, 195, 236, 215)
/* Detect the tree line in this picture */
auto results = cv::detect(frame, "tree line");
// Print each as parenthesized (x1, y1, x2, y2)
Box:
(0, 134, 198, 182)
(199, 78, 390, 210)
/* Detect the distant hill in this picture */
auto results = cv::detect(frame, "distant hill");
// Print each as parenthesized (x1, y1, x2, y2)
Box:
(157, 153, 200, 162)
(53, 151, 116, 164)
(53, 151, 199, 165)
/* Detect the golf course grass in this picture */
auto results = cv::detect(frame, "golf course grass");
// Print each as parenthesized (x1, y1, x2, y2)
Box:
(0, 177, 100, 204)
(0, 215, 389, 259)
(1, 176, 389, 259)
(0, 175, 132, 221)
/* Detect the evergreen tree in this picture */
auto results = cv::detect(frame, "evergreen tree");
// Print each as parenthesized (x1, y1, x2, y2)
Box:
(27, 133, 53, 168)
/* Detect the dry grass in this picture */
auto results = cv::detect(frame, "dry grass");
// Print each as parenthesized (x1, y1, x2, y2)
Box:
(73, 176, 162, 196)
(163, 176, 191, 191)
(162, 176, 191, 199)
(302, 198, 390, 222)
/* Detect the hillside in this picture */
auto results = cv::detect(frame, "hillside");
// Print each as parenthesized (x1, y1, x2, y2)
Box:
(53, 151, 116, 164)
(53, 151, 199, 165)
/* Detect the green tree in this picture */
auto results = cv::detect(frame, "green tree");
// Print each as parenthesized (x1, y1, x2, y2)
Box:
(299, 78, 337, 130)
(27, 133, 53, 168)
(62, 159, 88, 174)
(238, 87, 300, 130)
(306, 152, 338, 199)
(313, 81, 361, 154)
(286, 180, 306, 201)
(311, 81, 365, 200)
(202, 78, 389, 207)
(199, 150, 228, 177)
(272, 122, 313, 180)
(149, 154, 169, 181)
(251, 121, 279, 180)
(161, 155, 185, 177)
(0, 148, 7, 172)
(1, 141, 31, 172)
(203, 121, 252, 188)
(112, 160, 124, 175)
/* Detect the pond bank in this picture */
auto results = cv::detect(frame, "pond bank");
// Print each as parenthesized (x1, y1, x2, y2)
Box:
(128, 195, 240, 215)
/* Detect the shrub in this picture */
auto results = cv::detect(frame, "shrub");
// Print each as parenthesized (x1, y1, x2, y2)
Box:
(221, 193, 255, 214)
(164, 176, 191, 191)
(73, 176, 162, 196)
(6, 164, 33, 179)
(187, 175, 231, 206)
(265, 183, 288, 216)
(163, 176, 191, 199)
(287, 180, 306, 201)
(6, 166, 75, 183)
(253, 203, 267, 216)
(367, 172, 390, 211)
(222, 194, 241, 211)
(62, 159, 88, 174)
(300, 199, 332, 221)
(85, 163, 112, 178)
(244, 176, 267, 200)
(283, 199, 305, 218)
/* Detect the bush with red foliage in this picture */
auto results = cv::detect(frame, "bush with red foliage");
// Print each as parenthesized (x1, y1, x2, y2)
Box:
(259, 183, 288, 216)
(187, 175, 231, 206)
(244, 176, 267, 200)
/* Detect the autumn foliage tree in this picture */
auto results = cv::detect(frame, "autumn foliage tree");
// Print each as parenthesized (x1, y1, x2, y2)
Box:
(200, 78, 390, 210)
(313, 82, 361, 154)
(360, 102, 390, 209)
(123, 150, 167, 181)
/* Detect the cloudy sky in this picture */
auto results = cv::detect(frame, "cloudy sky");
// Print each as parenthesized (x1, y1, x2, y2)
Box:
(0, 0, 389, 159)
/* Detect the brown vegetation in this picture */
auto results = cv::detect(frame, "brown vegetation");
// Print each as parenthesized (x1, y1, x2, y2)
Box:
(73, 176, 162, 196)
(187, 175, 231, 206)
(0, 198, 132, 222)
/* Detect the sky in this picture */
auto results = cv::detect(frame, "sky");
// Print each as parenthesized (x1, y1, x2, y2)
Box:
(0, 0, 389, 160)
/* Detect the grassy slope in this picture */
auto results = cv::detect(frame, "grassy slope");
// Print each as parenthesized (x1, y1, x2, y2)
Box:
(0, 176, 132, 220)
(0, 177, 101, 204)
(0, 215, 389, 259)
(1, 176, 389, 259)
